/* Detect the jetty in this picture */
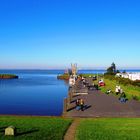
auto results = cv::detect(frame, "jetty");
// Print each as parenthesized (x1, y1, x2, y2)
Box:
(0, 74, 18, 79)
(63, 77, 140, 118)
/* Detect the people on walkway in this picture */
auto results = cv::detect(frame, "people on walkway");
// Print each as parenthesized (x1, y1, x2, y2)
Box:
(119, 92, 127, 103)
(79, 99, 85, 111)
(75, 99, 80, 111)
(75, 98, 85, 111)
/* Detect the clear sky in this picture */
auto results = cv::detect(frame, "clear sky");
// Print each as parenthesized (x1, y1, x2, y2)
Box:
(0, 0, 140, 69)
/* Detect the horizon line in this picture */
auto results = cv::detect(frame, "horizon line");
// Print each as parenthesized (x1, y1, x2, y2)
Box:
(1, 68, 140, 70)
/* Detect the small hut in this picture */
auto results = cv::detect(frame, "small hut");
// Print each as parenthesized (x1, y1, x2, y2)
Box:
(5, 126, 16, 136)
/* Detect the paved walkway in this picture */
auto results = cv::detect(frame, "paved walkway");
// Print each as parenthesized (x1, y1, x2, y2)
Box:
(64, 119, 80, 140)
(64, 78, 140, 118)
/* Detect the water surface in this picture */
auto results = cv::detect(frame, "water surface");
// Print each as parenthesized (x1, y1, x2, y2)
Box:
(0, 70, 67, 116)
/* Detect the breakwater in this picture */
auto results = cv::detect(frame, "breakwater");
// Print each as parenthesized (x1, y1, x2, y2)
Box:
(0, 74, 18, 79)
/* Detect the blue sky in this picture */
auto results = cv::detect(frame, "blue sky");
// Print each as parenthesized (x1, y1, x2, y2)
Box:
(0, 0, 140, 69)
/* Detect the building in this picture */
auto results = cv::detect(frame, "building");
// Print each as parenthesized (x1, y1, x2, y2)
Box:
(128, 73, 140, 81)
(71, 63, 78, 76)
(116, 73, 140, 81)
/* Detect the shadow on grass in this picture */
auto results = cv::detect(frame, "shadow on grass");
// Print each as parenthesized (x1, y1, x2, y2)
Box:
(0, 126, 39, 136)
(0, 127, 7, 129)
(0, 126, 7, 133)
(16, 129, 39, 136)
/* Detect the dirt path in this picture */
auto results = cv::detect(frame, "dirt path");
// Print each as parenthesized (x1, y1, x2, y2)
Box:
(64, 119, 80, 140)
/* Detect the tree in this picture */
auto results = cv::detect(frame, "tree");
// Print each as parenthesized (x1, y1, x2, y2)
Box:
(122, 70, 126, 73)
(106, 62, 117, 75)
(111, 62, 116, 73)
(106, 66, 114, 74)
(116, 70, 120, 73)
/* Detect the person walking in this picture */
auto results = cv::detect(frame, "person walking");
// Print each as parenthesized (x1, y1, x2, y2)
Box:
(75, 99, 80, 111)
(79, 99, 85, 111)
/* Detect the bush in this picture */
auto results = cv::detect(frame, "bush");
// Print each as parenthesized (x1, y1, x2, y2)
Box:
(132, 95, 140, 101)
(104, 74, 140, 87)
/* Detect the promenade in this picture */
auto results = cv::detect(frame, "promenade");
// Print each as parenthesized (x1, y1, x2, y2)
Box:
(64, 78, 140, 118)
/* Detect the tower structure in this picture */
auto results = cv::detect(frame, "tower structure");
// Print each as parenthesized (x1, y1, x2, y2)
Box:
(71, 63, 78, 75)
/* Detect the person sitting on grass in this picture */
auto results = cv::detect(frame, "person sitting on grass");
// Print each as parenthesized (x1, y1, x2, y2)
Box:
(106, 89, 112, 94)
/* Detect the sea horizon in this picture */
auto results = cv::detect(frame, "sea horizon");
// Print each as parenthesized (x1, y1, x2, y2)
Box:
(1, 68, 140, 70)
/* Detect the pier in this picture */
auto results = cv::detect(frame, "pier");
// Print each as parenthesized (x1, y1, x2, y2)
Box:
(63, 77, 140, 118)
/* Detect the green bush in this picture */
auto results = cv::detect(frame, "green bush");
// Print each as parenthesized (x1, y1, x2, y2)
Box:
(104, 74, 140, 87)
(132, 95, 140, 101)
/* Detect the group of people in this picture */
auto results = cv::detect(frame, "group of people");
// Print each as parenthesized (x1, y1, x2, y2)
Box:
(105, 86, 127, 103)
(75, 98, 85, 111)
(115, 85, 127, 103)
(81, 77, 89, 88)
(81, 76, 99, 90)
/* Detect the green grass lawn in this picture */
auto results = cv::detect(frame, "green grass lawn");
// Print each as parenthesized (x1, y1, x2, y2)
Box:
(76, 118, 140, 140)
(0, 116, 72, 140)
(79, 74, 95, 77)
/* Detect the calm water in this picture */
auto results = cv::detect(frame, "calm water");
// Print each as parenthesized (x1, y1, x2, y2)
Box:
(0, 69, 140, 116)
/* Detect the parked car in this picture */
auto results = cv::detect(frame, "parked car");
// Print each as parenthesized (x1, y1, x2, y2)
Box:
(99, 82, 105, 87)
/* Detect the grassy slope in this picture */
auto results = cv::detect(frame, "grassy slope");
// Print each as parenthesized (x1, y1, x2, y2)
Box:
(100, 78, 140, 100)
(0, 116, 72, 140)
(79, 74, 95, 77)
(76, 118, 140, 140)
